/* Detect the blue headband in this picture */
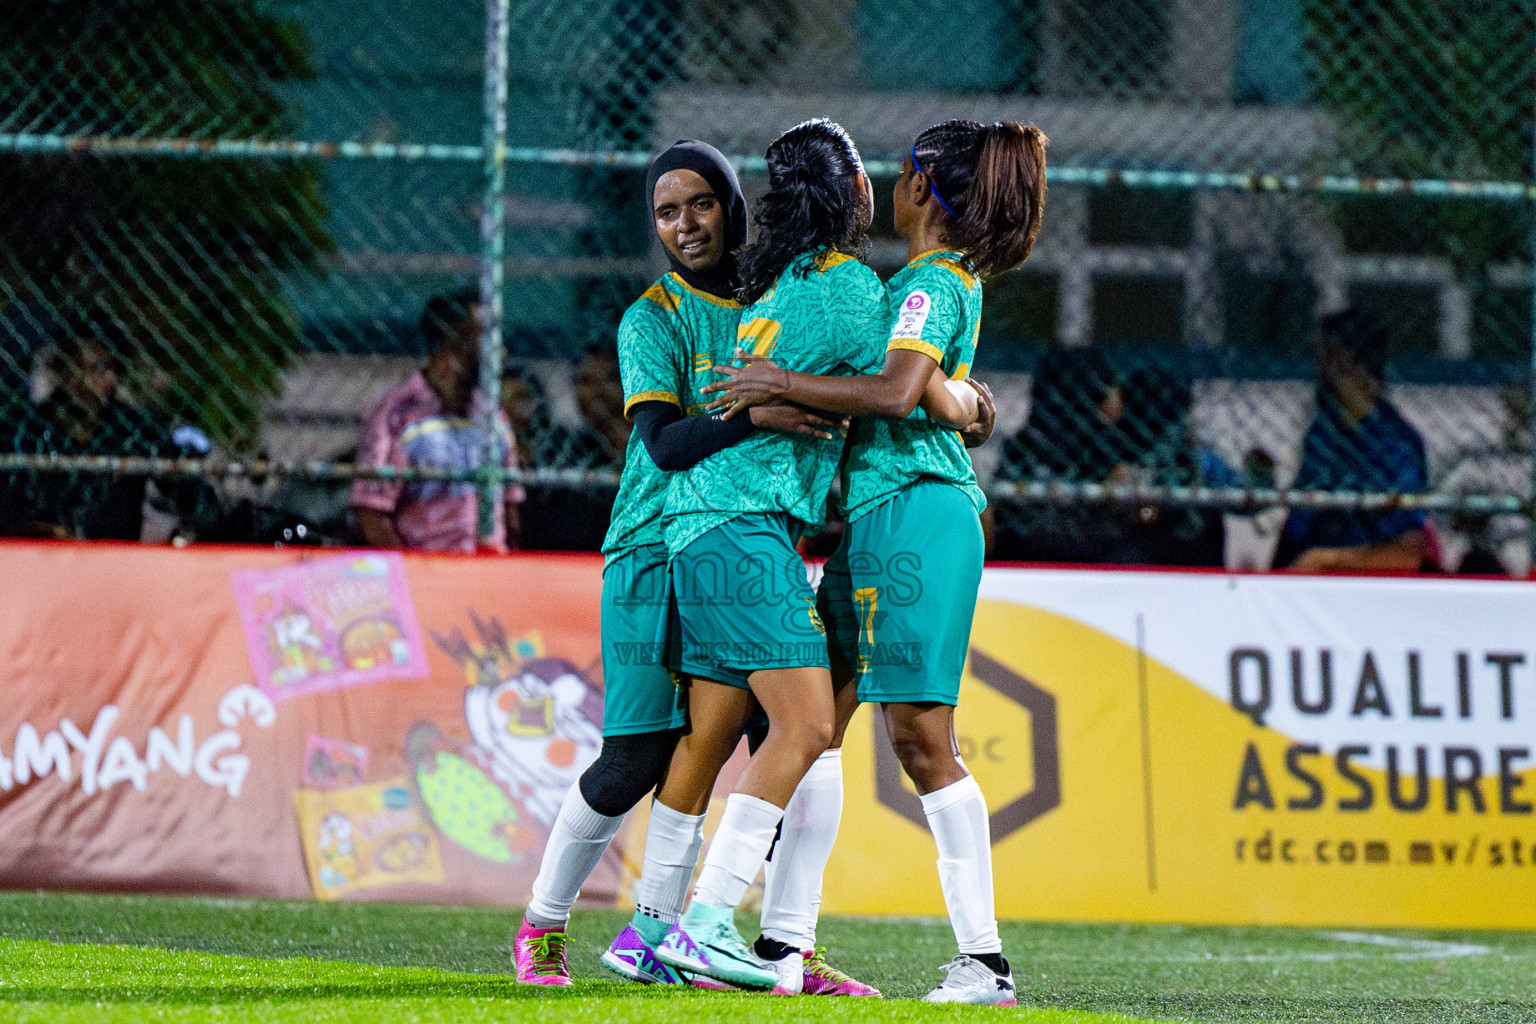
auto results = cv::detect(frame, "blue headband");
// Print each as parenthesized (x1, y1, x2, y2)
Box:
(911, 145, 958, 218)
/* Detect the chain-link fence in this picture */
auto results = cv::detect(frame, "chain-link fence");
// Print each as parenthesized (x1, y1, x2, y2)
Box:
(1, 0, 1533, 569)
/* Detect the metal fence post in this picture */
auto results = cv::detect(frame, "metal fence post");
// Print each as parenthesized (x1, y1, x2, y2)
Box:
(1530, 88, 1536, 519)
(478, 0, 511, 547)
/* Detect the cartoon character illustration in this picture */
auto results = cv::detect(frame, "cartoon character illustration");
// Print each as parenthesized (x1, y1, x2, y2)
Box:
(433, 614, 603, 830)
(234, 552, 429, 703)
(267, 604, 330, 685)
(303, 735, 368, 789)
(404, 721, 531, 864)
(315, 811, 362, 889)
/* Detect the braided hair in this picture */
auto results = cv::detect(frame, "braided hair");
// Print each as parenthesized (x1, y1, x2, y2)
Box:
(737, 119, 870, 304)
(911, 119, 1048, 279)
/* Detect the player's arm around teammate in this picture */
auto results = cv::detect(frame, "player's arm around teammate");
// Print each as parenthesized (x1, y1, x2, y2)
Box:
(648, 121, 887, 994)
(705, 119, 1050, 1007)
(515, 140, 835, 989)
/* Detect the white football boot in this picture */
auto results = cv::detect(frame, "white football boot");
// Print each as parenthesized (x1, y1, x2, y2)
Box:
(759, 948, 804, 995)
(923, 954, 1017, 1006)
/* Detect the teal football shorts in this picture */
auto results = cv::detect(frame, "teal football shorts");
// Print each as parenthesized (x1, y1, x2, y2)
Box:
(670, 513, 829, 690)
(818, 480, 983, 705)
(600, 543, 686, 736)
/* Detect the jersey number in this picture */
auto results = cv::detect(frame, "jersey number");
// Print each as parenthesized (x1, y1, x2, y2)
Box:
(852, 586, 878, 676)
(736, 318, 782, 360)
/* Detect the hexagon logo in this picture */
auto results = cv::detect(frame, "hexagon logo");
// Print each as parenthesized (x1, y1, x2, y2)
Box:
(874, 647, 1060, 841)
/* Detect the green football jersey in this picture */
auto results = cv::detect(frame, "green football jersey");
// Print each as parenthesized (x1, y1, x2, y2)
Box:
(839, 249, 988, 523)
(663, 251, 887, 556)
(601, 272, 743, 566)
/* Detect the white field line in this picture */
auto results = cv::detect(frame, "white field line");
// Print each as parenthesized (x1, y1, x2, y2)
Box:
(1148, 932, 1491, 964)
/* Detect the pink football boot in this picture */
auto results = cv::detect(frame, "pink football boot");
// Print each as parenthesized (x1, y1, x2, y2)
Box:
(801, 947, 880, 996)
(514, 918, 572, 986)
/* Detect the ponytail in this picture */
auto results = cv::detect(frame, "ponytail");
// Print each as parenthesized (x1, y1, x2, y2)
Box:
(737, 119, 869, 304)
(912, 119, 1048, 279)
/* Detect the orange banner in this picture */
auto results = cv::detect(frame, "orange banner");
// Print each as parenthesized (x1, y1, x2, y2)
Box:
(0, 541, 614, 905)
(14, 544, 1527, 930)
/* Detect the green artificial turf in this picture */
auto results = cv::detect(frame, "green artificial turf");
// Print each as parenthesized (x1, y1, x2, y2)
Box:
(0, 892, 1533, 1022)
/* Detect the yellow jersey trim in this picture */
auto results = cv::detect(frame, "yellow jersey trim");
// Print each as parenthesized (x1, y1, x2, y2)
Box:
(906, 247, 954, 264)
(623, 390, 681, 419)
(639, 281, 681, 314)
(738, 317, 783, 359)
(932, 258, 977, 289)
(668, 272, 742, 309)
(814, 250, 857, 272)
(887, 337, 945, 365)
(952, 361, 971, 380)
(906, 248, 977, 289)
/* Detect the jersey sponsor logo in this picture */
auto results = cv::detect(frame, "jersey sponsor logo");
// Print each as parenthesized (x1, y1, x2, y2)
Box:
(806, 598, 827, 637)
(692, 351, 714, 374)
(891, 289, 932, 339)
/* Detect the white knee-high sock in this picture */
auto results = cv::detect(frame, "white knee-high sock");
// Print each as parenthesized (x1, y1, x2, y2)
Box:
(760, 749, 843, 948)
(920, 774, 1001, 955)
(693, 793, 784, 909)
(633, 800, 705, 926)
(526, 785, 625, 928)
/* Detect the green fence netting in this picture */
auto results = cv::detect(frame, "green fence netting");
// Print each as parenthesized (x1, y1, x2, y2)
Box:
(0, 0, 1532, 567)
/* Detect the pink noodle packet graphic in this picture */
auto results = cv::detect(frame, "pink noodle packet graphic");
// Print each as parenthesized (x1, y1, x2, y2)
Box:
(232, 552, 429, 703)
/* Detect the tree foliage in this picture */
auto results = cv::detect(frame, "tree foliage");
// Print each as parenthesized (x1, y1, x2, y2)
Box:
(1305, 0, 1536, 276)
(0, 0, 332, 446)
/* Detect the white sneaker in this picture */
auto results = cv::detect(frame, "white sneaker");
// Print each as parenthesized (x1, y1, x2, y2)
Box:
(752, 948, 804, 995)
(923, 954, 1017, 1006)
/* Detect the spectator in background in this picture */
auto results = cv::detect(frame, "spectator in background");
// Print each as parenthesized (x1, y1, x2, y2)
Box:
(499, 353, 621, 551)
(572, 343, 630, 466)
(1273, 308, 1428, 572)
(500, 365, 552, 469)
(0, 302, 49, 402)
(1116, 366, 1224, 567)
(1220, 447, 1289, 571)
(0, 317, 206, 540)
(992, 348, 1131, 562)
(1007, 348, 1126, 483)
(1431, 385, 1531, 577)
(352, 291, 524, 553)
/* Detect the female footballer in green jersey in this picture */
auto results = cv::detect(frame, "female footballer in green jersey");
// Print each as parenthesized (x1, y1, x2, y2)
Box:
(514, 140, 843, 988)
(705, 119, 1049, 1005)
(642, 119, 926, 992)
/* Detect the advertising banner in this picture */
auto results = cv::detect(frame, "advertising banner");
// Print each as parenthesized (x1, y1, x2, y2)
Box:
(825, 568, 1536, 929)
(2, 543, 1534, 929)
(0, 542, 612, 905)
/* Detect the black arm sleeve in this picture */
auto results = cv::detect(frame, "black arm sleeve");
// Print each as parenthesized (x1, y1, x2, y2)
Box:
(630, 401, 755, 472)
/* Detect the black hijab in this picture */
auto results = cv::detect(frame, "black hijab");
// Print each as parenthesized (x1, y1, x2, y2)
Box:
(645, 140, 748, 300)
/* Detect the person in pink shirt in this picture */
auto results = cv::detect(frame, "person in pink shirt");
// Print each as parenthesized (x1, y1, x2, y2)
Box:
(351, 290, 524, 552)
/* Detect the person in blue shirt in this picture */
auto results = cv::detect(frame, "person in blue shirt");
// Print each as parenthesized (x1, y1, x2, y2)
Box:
(1274, 308, 1428, 573)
